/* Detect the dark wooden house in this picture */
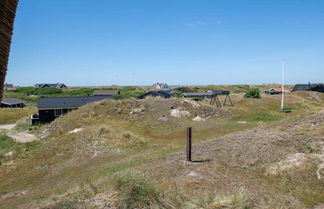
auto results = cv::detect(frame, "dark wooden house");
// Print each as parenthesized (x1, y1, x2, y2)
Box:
(292, 83, 324, 93)
(137, 91, 171, 99)
(0, 98, 26, 108)
(35, 96, 112, 123)
(35, 83, 67, 88)
(312, 84, 324, 93)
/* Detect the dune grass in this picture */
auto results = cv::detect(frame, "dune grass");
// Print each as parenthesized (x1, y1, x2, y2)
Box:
(0, 131, 41, 164)
(0, 107, 36, 125)
(0, 91, 323, 208)
(111, 170, 167, 209)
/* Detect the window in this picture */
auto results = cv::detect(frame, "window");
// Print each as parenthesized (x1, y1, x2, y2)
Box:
(54, 109, 62, 117)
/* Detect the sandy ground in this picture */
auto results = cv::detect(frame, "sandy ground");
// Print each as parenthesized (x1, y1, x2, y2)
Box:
(0, 124, 16, 130)
(7, 132, 37, 143)
(0, 123, 37, 143)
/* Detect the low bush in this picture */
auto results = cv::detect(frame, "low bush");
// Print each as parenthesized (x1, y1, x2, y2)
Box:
(244, 88, 261, 98)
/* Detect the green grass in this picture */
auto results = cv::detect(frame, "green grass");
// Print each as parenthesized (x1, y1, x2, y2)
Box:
(0, 132, 16, 157)
(0, 107, 36, 125)
(0, 91, 323, 208)
(0, 132, 42, 163)
(248, 112, 280, 122)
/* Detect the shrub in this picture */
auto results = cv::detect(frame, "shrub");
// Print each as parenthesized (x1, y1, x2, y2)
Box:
(244, 88, 261, 98)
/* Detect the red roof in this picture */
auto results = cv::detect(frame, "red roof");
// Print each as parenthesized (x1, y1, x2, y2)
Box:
(272, 88, 289, 92)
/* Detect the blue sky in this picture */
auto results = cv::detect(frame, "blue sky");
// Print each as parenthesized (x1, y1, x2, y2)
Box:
(6, 0, 324, 86)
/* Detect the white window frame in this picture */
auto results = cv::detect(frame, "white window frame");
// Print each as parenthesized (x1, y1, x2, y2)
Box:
(54, 109, 63, 117)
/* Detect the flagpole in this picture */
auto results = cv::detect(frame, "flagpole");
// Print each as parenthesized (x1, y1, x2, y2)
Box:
(281, 59, 285, 110)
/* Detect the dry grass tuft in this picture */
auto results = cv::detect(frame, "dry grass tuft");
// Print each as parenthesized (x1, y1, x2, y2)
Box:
(190, 188, 253, 209)
(111, 170, 169, 209)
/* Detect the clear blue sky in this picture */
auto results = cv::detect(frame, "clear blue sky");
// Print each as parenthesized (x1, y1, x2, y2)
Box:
(6, 0, 324, 86)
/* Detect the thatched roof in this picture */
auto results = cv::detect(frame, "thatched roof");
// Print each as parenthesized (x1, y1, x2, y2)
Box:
(0, 0, 19, 101)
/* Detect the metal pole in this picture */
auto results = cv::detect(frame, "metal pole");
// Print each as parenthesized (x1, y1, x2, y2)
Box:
(186, 127, 192, 162)
(281, 59, 285, 110)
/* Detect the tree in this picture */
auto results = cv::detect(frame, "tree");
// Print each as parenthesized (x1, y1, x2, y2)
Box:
(0, 0, 19, 101)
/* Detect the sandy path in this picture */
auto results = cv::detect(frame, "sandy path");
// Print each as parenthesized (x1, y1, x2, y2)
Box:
(0, 124, 16, 130)
(7, 132, 37, 143)
(0, 123, 37, 143)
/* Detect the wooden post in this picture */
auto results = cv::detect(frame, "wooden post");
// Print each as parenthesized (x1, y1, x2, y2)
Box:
(186, 127, 192, 162)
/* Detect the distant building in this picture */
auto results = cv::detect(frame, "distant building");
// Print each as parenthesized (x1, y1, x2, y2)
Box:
(292, 83, 324, 93)
(150, 83, 170, 92)
(0, 98, 26, 108)
(4, 83, 15, 90)
(33, 96, 112, 124)
(264, 88, 289, 95)
(93, 90, 120, 96)
(35, 83, 67, 88)
(137, 91, 171, 99)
